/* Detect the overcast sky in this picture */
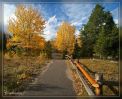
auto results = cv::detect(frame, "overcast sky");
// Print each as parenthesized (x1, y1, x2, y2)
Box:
(3, 2, 119, 40)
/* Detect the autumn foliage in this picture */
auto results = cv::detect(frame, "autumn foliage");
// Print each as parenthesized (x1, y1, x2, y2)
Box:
(8, 5, 45, 50)
(55, 22, 75, 55)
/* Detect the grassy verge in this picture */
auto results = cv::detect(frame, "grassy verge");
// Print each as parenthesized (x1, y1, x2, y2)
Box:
(66, 60, 88, 96)
(79, 59, 118, 74)
(3, 54, 50, 96)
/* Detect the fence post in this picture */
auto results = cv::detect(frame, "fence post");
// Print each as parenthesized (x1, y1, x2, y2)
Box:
(95, 73, 103, 95)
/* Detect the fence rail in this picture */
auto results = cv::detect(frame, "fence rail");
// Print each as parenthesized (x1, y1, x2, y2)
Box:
(65, 55, 102, 96)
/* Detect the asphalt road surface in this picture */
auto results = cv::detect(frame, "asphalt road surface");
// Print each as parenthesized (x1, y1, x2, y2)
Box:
(23, 59, 76, 96)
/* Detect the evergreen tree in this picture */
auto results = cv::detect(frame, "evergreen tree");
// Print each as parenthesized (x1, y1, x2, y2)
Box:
(80, 4, 105, 57)
(80, 4, 119, 59)
(94, 26, 107, 58)
(94, 11, 119, 59)
(73, 39, 81, 59)
(45, 41, 52, 58)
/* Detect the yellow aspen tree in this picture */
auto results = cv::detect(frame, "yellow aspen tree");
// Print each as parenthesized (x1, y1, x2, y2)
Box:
(55, 21, 75, 55)
(32, 34, 45, 49)
(8, 4, 45, 49)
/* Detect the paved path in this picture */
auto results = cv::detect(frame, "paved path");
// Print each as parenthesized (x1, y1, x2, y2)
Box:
(23, 60, 76, 96)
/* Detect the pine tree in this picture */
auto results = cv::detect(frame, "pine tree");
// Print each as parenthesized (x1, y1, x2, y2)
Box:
(80, 4, 119, 59)
(94, 26, 107, 58)
(94, 11, 119, 59)
(45, 41, 52, 58)
(73, 39, 81, 59)
(80, 4, 105, 57)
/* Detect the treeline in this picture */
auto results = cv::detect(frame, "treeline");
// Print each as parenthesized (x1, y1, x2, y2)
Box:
(55, 4, 119, 60)
(3, 4, 119, 60)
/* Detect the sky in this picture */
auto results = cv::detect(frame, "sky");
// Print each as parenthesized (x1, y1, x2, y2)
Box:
(3, 2, 119, 40)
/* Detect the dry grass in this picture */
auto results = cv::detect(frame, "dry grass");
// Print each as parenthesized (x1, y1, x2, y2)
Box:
(3, 54, 49, 96)
(80, 59, 119, 73)
(79, 58, 119, 96)
(66, 60, 88, 96)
